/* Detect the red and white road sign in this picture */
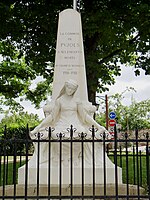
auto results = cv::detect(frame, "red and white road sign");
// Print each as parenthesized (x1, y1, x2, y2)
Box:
(108, 119, 116, 126)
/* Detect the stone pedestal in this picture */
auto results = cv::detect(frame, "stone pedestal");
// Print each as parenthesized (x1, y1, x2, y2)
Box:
(18, 165, 122, 185)
(18, 142, 122, 185)
(0, 184, 145, 200)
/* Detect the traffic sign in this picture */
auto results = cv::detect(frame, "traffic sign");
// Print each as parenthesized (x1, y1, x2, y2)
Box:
(109, 111, 116, 119)
(108, 119, 116, 126)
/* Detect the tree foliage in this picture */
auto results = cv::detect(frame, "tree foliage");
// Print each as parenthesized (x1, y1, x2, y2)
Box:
(97, 90, 150, 130)
(0, 0, 149, 106)
(0, 111, 40, 131)
(0, 111, 41, 153)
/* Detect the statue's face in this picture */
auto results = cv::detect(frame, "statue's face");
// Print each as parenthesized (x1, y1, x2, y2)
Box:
(65, 84, 76, 96)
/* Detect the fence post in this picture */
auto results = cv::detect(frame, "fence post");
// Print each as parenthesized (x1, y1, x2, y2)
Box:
(125, 131, 129, 198)
(70, 125, 73, 197)
(25, 124, 29, 199)
(48, 127, 52, 198)
(135, 128, 140, 197)
(2, 125, 7, 197)
(146, 132, 150, 195)
(114, 125, 118, 200)
(59, 132, 62, 197)
(92, 125, 95, 197)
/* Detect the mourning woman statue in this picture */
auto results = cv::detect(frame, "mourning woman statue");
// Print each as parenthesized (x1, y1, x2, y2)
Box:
(31, 79, 108, 138)
(29, 79, 113, 167)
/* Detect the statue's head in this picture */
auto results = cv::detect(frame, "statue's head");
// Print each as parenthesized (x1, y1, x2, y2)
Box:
(57, 79, 78, 99)
(65, 79, 78, 96)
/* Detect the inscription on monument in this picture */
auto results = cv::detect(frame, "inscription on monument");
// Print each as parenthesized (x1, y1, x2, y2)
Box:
(55, 31, 84, 75)
(52, 9, 88, 101)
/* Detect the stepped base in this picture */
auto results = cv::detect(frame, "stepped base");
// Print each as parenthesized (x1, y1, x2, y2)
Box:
(18, 165, 122, 185)
(0, 184, 145, 200)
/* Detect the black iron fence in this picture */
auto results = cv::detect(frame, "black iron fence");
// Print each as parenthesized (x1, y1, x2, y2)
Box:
(0, 125, 150, 199)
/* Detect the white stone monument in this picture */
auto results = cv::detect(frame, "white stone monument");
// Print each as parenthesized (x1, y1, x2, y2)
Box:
(18, 9, 122, 186)
(52, 9, 88, 102)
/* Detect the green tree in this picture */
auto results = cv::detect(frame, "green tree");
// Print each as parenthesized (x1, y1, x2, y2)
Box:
(0, 111, 41, 153)
(125, 99, 150, 130)
(0, 0, 149, 106)
(0, 40, 52, 110)
(0, 111, 40, 132)
(97, 90, 150, 130)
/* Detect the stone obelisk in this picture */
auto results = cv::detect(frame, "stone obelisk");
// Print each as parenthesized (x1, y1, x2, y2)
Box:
(52, 9, 88, 102)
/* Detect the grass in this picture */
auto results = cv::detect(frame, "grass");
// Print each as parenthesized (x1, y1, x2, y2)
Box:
(108, 154, 150, 190)
(0, 155, 149, 190)
(0, 156, 26, 186)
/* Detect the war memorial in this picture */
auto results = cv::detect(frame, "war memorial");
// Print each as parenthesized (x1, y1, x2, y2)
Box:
(0, 2, 148, 200)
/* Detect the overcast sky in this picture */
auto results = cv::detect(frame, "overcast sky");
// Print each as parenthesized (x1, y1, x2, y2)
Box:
(0, 65, 149, 121)
(105, 66, 150, 105)
(19, 65, 150, 120)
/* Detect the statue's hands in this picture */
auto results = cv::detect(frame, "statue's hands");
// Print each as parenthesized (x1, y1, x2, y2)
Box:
(30, 127, 49, 140)
(29, 127, 40, 139)
(95, 128, 105, 140)
(95, 127, 111, 142)
(103, 129, 112, 140)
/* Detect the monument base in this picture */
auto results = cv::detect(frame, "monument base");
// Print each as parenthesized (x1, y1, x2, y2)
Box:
(18, 165, 122, 185)
(0, 184, 145, 200)
(18, 141, 122, 185)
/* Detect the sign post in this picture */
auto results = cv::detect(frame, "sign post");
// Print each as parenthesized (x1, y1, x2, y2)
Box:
(108, 111, 116, 139)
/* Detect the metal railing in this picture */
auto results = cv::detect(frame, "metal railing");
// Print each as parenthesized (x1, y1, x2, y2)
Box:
(0, 125, 149, 199)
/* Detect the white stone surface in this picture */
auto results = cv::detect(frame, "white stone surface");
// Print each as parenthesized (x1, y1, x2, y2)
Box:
(1, 183, 145, 200)
(29, 80, 106, 138)
(18, 141, 122, 185)
(52, 9, 88, 102)
(18, 166, 122, 185)
(18, 8, 122, 186)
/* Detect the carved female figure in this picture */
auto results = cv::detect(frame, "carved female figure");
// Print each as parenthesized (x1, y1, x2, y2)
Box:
(31, 79, 107, 139)
(29, 79, 113, 168)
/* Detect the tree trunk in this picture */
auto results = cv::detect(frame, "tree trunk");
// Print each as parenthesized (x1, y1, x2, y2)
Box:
(84, 32, 100, 106)
(86, 72, 98, 105)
